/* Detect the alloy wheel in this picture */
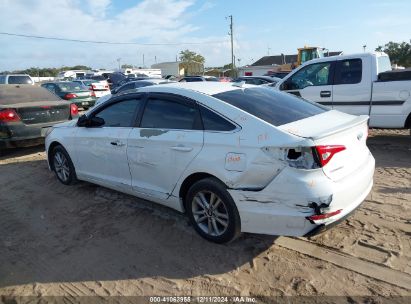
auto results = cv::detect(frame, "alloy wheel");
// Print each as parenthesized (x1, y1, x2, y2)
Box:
(192, 190, 229, 237)
(53, 151, 70, 182)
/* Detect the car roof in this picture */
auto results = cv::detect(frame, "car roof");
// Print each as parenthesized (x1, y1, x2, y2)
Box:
(238, 76, 274, 80)
(137, 82, 255, 95)
(4, 74, 31, 76)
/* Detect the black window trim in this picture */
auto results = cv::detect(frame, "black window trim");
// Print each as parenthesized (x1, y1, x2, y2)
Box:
(87, 92, 147, 128)
(197, 102, 241, 133)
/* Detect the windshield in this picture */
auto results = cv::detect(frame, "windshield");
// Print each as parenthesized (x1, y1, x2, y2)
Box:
(213, 87, 328, 126)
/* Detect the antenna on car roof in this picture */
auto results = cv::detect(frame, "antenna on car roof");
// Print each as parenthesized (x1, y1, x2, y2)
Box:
(232, 81, 245, 88)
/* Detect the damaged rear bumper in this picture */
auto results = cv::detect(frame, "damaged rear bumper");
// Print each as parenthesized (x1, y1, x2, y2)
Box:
(228, 153, 375, 236)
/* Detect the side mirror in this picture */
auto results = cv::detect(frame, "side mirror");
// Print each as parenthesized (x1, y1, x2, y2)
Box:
(77, 114, 88, 127)
(88, 117, 105, 127)
(280, 80, 290, 91)
(77, 115, 105, 127)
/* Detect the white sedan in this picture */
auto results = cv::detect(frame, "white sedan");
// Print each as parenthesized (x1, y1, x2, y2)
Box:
(45, 83, 375, 243)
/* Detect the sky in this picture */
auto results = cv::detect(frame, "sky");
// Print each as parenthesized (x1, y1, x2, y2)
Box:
(0, 0, 410, 71)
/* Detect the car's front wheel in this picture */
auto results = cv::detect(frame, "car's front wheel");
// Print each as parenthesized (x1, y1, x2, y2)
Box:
(51, 145, 77, 185)
(186, 178, 241, 243)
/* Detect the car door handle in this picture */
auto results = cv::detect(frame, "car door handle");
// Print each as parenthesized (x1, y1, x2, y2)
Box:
(110, 141, 125, 147)
(170, 145, 193, 152)
(320, 91, 331, 98)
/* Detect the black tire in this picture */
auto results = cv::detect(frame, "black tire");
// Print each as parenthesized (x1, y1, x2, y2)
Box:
(50, 145, 77, 185)
(186, 177, 241, 244)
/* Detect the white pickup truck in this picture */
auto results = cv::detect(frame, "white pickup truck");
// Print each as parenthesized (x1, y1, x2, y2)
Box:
(275, 52, 411, 131)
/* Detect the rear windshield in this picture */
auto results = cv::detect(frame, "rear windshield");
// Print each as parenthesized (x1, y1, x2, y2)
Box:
(0, 86, 61, 105)
(57, 82, 84, 91)
(8, 75, 33, 84)
(213, 87, 328, 126)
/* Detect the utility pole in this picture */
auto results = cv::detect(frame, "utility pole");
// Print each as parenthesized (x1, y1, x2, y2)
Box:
(227, 15, 235, 77)
(116, 58, 121, 71)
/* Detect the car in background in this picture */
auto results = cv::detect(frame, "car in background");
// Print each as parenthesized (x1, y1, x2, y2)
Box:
(46, 82, 374, 243)
(111, 77, 161, 93)
(0, 85, 78, 152)
(111, 79, 176, 95)
(97, 79, 176, 107)
(219, 77, 232, 82)
(0, 74, 34, 85)
(41, 82, 97, 110)
(179, 76, 219, 82)
(232, 76, 279, 86)
(73, 79, 110, 98)
(264, 71, 290, 79)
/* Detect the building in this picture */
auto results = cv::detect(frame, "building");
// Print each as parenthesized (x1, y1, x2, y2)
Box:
(121, 68, 162, 78)
(151, 61, 204, 77)
(238, 51, 342, 77)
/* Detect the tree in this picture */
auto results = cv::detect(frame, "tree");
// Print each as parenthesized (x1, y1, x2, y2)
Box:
(376, 40, 411, 67)
(179, 49, 205, 64)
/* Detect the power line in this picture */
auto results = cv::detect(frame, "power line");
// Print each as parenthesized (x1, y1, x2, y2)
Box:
(0, 32, 229, 46)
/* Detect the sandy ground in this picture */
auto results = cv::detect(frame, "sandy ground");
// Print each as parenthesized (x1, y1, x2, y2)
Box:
(0, 129, 410, 299)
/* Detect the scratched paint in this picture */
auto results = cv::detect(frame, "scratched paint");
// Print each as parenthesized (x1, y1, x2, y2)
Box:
(257, 133, 269, 143)
(140, 129, 168, 138)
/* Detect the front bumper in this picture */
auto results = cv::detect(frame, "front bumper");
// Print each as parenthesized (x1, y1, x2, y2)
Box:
(228, 153, 375, 236)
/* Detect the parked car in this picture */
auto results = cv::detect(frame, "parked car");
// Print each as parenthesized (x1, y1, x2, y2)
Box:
(41, 82, 97, 110)
(233, 76, 279, 86)
(73, 79, 110, 98)
(264, 71, 289, 79)
(111, 79, 176, 95)
(111, 77, 156, 92)
(46, 82, 375, 243)
(275, 52, 411, 131)
(0, 85, 78, 152)
(0, 74, 34, 85)
(219, 77, 232, 82)
(179, 76, 219, 82)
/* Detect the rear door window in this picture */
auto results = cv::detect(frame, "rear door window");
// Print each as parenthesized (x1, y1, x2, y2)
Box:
(141, 95, 201, 130)
(213, 87, 328, 126)
(334, 59, 362, 85)
(8, 76, 33, 84)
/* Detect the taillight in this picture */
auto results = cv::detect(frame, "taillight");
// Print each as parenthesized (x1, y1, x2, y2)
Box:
(90, 91, 96, 97)
(70, 104, 79, 117)
(307, 209, 342, 221)
(0, 109, 20, 122)
(64, 93, 78, 99)
(314, 145, 346, 167)
(91, 84, 96, 90)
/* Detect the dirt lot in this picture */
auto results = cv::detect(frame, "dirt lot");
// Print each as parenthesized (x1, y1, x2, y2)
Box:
(0, 129, 410, 299)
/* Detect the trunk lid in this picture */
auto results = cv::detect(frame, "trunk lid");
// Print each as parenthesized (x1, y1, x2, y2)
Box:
(65, 90, 92, 99)
(91, 81, 109, 91)
(279, 110, 370, 181)
(12, 101, 71, 125)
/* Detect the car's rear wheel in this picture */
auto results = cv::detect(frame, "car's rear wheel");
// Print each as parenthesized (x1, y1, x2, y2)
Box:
(51, 145, 77, 185)
(186, 178, 241, 243)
